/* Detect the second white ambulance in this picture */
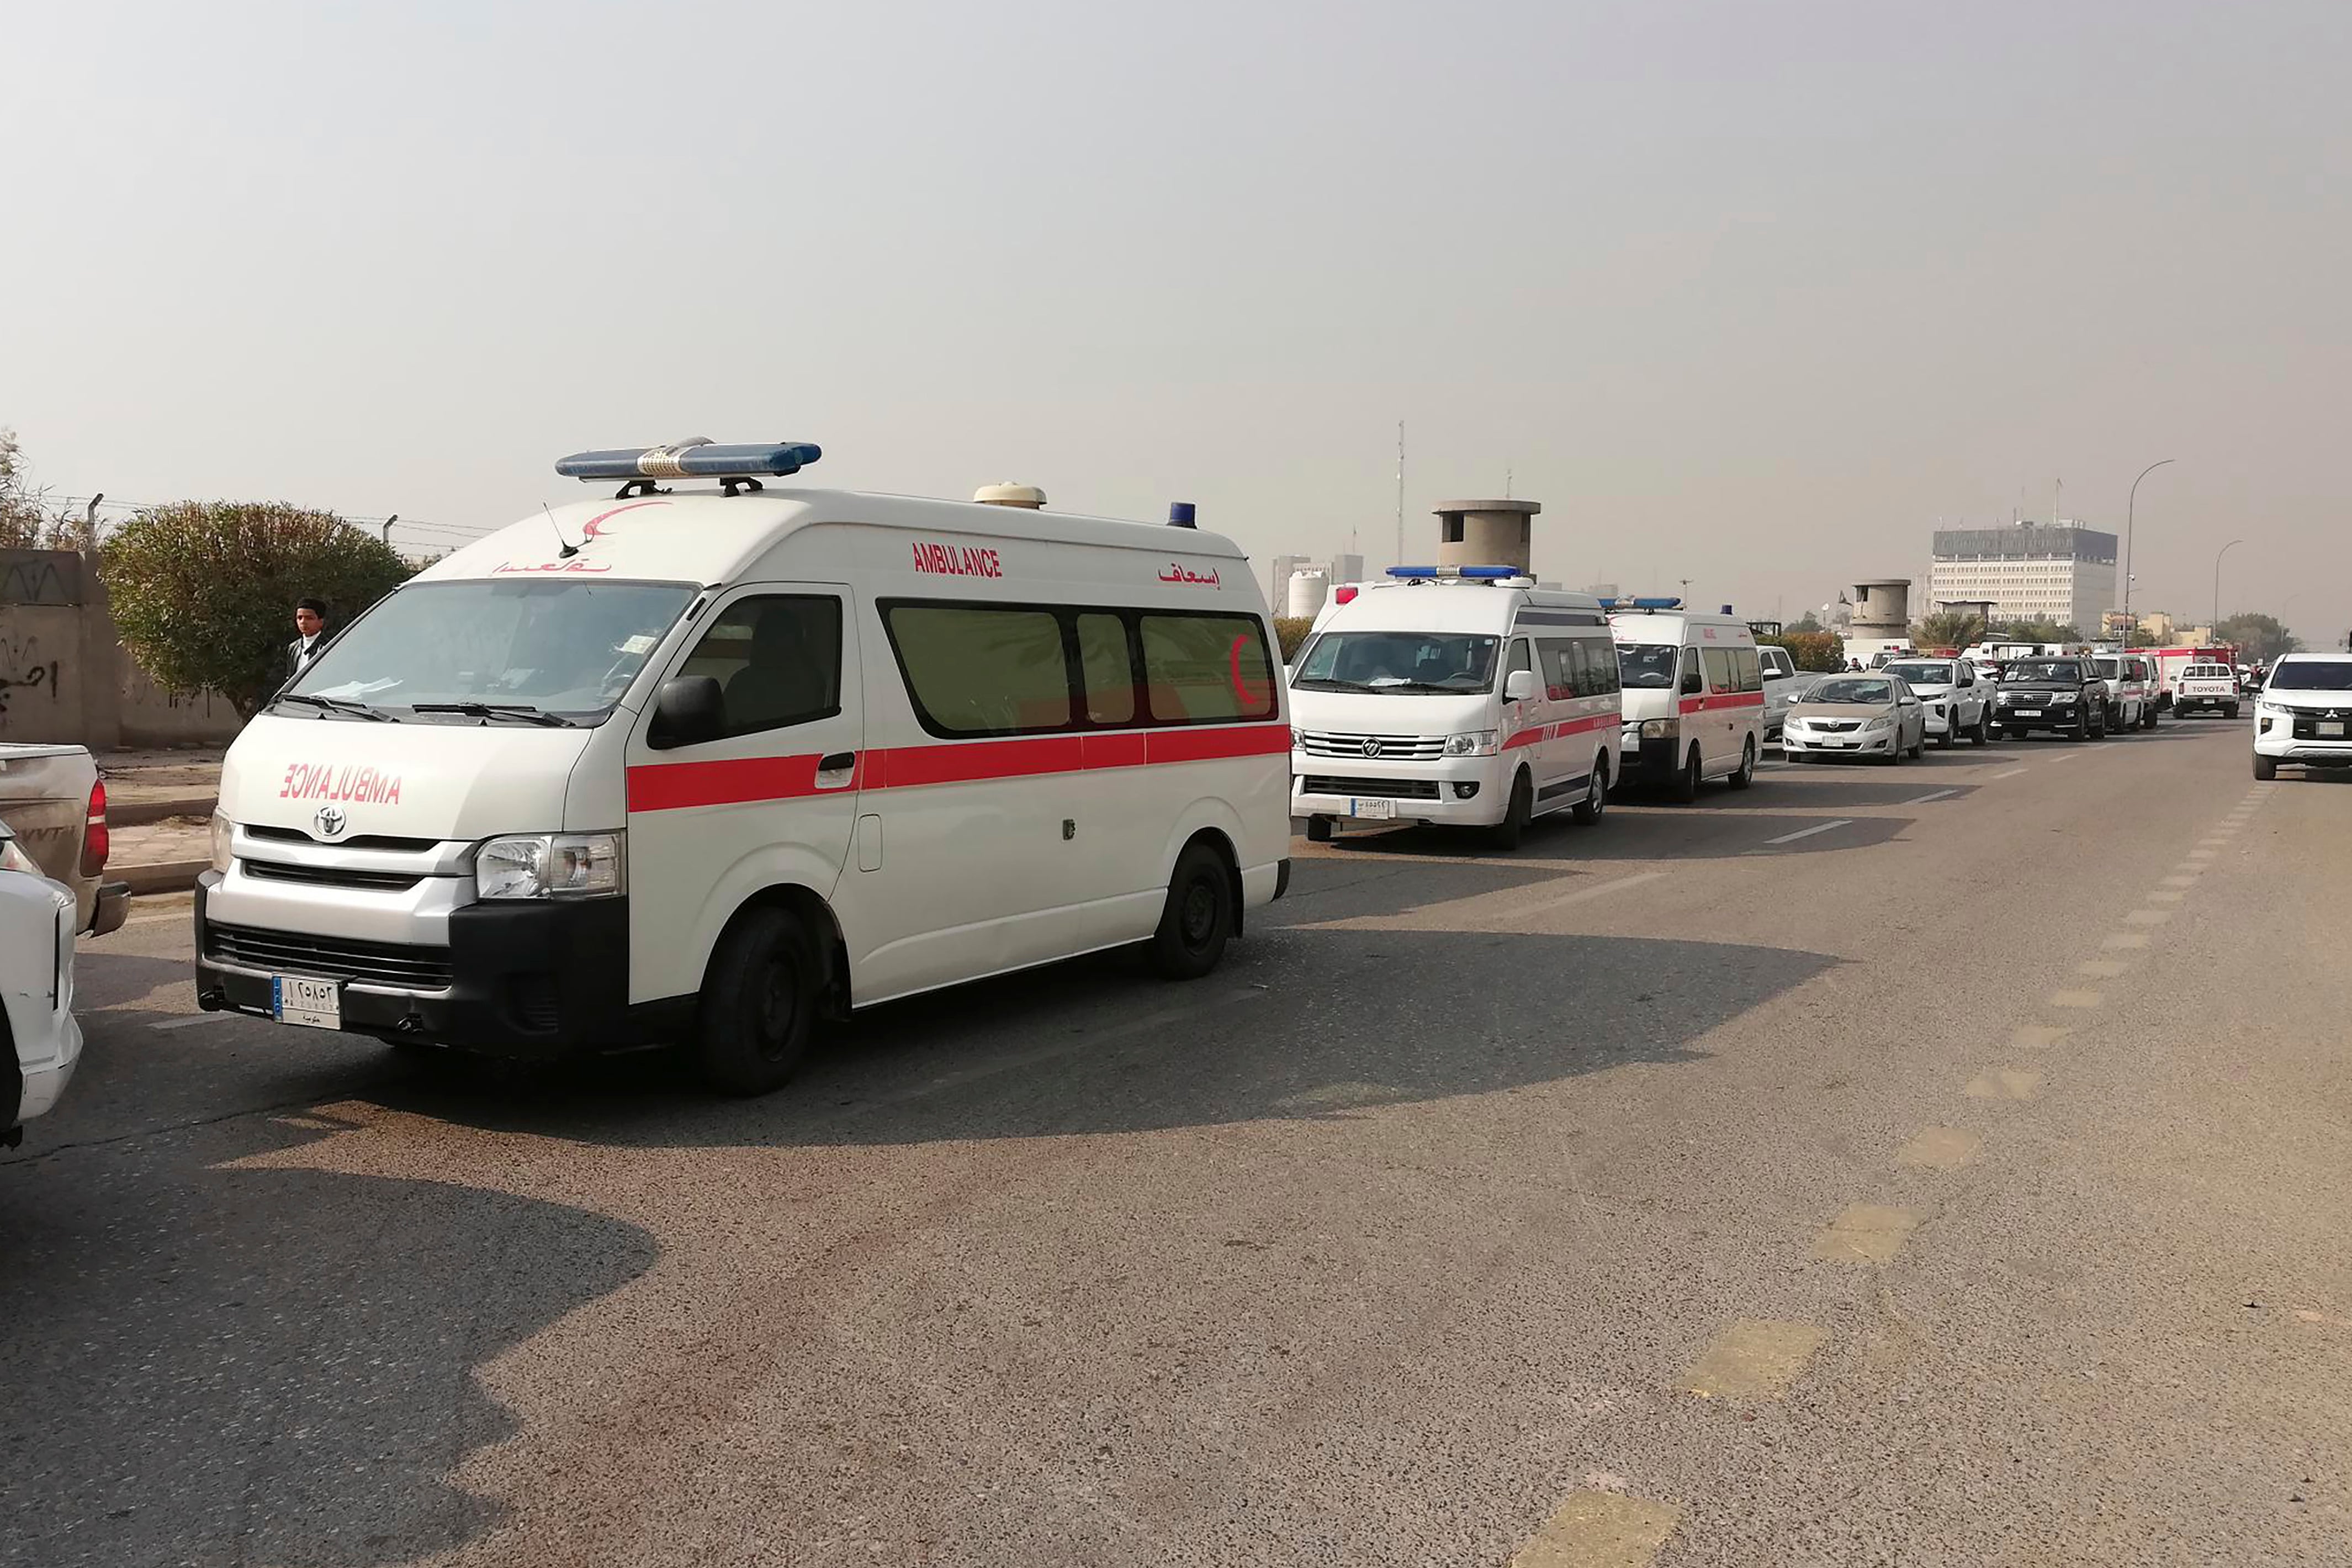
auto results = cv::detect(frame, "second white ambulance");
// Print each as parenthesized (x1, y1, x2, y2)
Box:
(1608, 601, 1766, 799)
(194, 441, 1293, 1094)
(1288, 568, 1622, 849)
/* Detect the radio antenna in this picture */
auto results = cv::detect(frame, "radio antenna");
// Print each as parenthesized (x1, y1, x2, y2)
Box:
(543, 502, 578, 559)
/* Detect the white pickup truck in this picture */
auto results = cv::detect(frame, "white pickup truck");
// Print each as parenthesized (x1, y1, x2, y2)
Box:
(0, 744, 129, 937)
(2173, 663, 2241, 720)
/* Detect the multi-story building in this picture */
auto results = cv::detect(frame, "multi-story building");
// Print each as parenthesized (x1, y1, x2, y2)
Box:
(1929, 523, 2117, 631)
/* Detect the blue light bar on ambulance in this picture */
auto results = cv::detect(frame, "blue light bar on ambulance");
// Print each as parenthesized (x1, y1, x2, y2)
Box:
(1609, 596, 1686, 611)
(1385, 564, 1525, 581)
(553, 439, 822, 482)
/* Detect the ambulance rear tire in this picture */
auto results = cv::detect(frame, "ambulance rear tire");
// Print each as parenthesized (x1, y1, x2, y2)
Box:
(1150, 841, 1233, 981)
(1490, 770, 1533, 850)
(1727, 736, 1757, 788)
(695, 907, 817, 1096)
(1572, 758, 1609, 824)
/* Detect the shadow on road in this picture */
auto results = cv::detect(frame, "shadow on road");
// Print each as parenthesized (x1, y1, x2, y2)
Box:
(0, 1113, 655, 1568)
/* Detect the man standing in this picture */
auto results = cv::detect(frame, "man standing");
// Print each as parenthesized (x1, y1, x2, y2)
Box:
(288, 599, 329, 682)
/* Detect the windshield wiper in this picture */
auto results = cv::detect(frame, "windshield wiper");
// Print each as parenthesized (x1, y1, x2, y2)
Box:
(411, 702, 578, 728)
(277, 693, 397, 722)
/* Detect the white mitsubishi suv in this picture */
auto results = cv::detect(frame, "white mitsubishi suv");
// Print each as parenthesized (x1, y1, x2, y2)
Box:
(2253, 653, 2352, 780)
(2, 817, 83, 1150)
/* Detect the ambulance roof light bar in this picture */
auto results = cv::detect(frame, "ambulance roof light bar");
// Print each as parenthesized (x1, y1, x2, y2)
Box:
(554, 439, 824, 488)
(1608, 596, 1686, 612)
(1384, 564, 1533, 584)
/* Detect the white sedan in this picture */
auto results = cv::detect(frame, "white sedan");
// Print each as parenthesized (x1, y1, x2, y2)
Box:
(1781, 674, 1930, 764)
(3, 818, 83, 1151)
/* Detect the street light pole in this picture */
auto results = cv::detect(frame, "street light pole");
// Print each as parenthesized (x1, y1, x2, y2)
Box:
(2212, 537, 2243, 632)
(2122, 459, 2173, 650)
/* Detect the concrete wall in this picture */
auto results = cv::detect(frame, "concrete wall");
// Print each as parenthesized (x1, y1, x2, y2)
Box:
(0, 548, 242, 750)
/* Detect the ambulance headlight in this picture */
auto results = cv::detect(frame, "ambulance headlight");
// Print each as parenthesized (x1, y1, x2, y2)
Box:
(475, 831, 627, 899)
(210, 812, 235, 874)
(1443, 730, 1499, 756)
(1291, 727, 1307, 750)
(1640, 718, 1679, 740)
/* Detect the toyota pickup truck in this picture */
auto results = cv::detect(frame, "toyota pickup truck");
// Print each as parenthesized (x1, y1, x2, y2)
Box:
(0, 744, 129, 936)
(2173, 663, 2241, 720)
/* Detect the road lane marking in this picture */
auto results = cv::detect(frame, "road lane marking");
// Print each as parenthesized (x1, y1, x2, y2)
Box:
(2124, 908, 2174, 925)
(2049, 990, 2104, 1009)
(1966, 1067, 2044, 1101)
(1511, 1492, 1680, 1568)
(2101, 933, 2151, 950)
(1990, 767, 2030, 780)
(1897, 1127, 1982, 1169)
(1761, 819, 1853, 846)
(2076, 960, 2130, 978)
(2160, 875, 2200, 887)
(2187, 849, 2217, 861)
(149, 1014, 224, 1032)
(2045, 753, 2079, 764)
(2012, 1024, 2073, 1048)
(2148, 890, 2186, 903)
(1899, 788, 1959, 805)
(1683, 1318, 1829, 1399)
(1518, 870, 1672, 915)
(1815, 1204, 1922, 1263)
(2197, 838, 2230, 848)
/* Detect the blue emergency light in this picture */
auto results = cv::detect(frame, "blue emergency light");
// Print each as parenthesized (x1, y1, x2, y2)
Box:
(1459, 565, 1522, 580)
(1610, 596, 1686, 611)
(554, 439, 823, 482)
(1385, 564, 1524, 581)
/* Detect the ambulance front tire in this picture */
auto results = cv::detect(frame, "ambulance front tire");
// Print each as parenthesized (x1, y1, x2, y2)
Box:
(695, 907, 818, 1096)
(1151, 840, 1235, 981)
(1671, 744, 1702, 803)
(1490, 770, 1533, 850)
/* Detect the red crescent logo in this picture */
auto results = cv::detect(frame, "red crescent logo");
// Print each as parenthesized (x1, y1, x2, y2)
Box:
(581, 499, 670, 541)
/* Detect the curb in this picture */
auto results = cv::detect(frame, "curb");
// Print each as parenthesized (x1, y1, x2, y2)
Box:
(109, 795, 218, 828)
(116, 860, 208, 897)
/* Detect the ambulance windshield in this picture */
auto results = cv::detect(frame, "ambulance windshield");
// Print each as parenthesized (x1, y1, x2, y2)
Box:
(282, 579, 697, 724)
(1292, 632, 1500, 694)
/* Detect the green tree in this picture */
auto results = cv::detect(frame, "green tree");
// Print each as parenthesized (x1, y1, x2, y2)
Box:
(100, 501, 415, 718)
(1787, 612, 1824, 634)
(1759, 630, 1846, 672)
(1989, 618, 2084, 644)
(1909, 609, 1987, 651)
(1274, 616, 1313, 663)
(2211, 612, 2297, 664)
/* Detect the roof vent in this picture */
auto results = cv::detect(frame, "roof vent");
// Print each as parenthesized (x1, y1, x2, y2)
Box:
(974, 483, 1046, 510)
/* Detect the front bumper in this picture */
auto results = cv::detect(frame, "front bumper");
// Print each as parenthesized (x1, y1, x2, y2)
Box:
(1292, 753, 1505, 826)
(1992, 702, 2083, 733)
(2255, 719, 2352, 764)
(193, 871, 647, 1060)
(1782, 729, 1898, 757)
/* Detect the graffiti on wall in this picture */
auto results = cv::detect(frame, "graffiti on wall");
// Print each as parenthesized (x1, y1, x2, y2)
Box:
(0, 553, 79, 607)
(0, 630, 60, 729)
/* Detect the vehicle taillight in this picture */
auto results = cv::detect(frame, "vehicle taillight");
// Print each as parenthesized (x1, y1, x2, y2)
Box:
(81, 778, 109, 877)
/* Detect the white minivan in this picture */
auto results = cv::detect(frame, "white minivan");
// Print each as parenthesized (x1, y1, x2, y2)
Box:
(195, 441, 1294, 1094)
(1609, 601, 1765, 799)
(1288, 568, 1621, 849)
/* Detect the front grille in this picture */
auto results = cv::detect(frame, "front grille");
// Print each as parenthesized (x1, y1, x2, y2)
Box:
(243, 860, 425, 892)
(2292, 713, 2352, 740)
(206, 923, 453, 990)
(1297, 730, 1449, 760)
(1301, 775, 1444, 800)
(245, 824, 441, 854)
(1810, 720, 1861, 733)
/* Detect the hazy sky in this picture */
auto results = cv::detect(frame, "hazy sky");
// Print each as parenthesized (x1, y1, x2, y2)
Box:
(7, 1, 2347, 639)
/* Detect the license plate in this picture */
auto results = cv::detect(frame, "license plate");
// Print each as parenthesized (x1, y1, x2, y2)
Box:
(2014, 709, 2042, 718)
(1350, 797, 1396, 820)
(272, 975, 342, 1030)
(2322, 722, 2346, 738)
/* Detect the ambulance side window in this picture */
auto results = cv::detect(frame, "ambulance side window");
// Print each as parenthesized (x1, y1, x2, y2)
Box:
(674, 595, 842, 739)
(1537, 639, 1575, 701)
(1138, 613, 1280, 723)
(1077, 612, 1136, 725)
(885, 604, 1072, 737)
(1733, 647, 1762, 693)
(1702, 647, 1737, 693)
(1584, 635, 1622, 696)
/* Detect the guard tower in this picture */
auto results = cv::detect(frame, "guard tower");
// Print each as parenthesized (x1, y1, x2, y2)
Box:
(1851, 579, 1913, 642)
(1434, 499, 1540, 573)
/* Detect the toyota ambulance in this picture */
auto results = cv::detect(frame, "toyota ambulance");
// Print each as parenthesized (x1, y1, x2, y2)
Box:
(1607, 601, 1765, 799)
(194, 441, 1292, 1095)
(1288, 568, 1621, 849)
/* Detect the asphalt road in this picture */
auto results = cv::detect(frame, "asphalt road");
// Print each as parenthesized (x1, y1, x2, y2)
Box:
(5, 717, 2346, 1567)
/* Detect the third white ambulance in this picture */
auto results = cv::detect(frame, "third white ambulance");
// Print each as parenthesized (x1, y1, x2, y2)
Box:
(1288, 568, 1622, 849)
(194, 441, 1292, 1095)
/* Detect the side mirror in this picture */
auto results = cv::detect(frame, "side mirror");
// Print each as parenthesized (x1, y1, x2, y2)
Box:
(1503, 669, 1541, 703)
(648, 675, 726, 750)
(1679, 670, 1703, 696)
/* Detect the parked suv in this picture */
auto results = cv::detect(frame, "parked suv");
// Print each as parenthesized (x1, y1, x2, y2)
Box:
(1882, 657, 1991, 747)
(1758, 644, 1804, 740)
(1991, 656, 2107, 740)
(2092, 653, 2156, 733)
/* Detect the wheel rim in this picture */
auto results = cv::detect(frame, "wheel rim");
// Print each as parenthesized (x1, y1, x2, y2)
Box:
(754, 956, 799, 1061)
(1740, 742, 1755, 781)
(1180, 875, 1219, 949)
(1588, 770, 1606, 817)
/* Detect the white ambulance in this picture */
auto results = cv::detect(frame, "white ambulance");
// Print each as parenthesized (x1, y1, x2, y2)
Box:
(195, 441, 1293, 1094)
(1288, 568, 1621, 849)
(1607, 600, 1765, 798)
